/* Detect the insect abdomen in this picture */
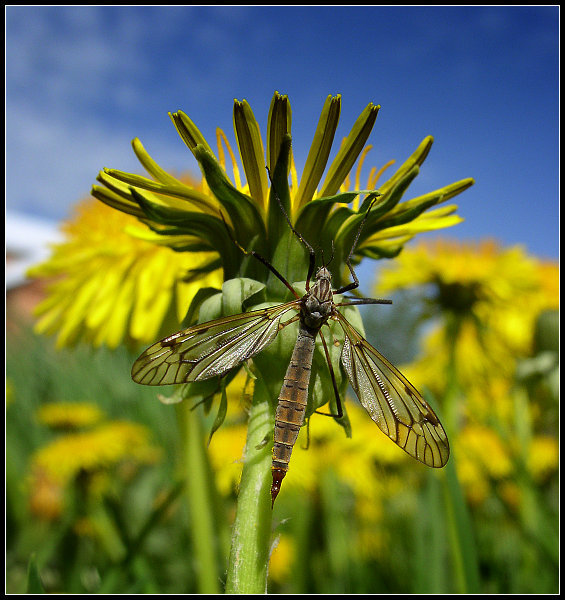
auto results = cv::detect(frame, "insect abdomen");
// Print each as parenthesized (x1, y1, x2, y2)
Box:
(271, 325, 316, 505)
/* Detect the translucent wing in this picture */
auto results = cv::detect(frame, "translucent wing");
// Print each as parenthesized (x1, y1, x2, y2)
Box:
(337, 313, 449, 468)
(132, 300, 301, 385)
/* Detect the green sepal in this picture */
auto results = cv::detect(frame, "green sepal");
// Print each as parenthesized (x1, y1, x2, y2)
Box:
(131, 137, 191, 187)
(193, 145, 266, 246)
(181, 257, 222, 278)
(366, 165, 420, 224)
(294, 190, 363, 245)
(169, 110, 216, 157)
(267, 133, 293, 247)
(207, 381, 228, 446)
(91, 184, 147, 219)
(382, 178, 474, 226)
(197, 278, 267, 324)
(379, 136, 434, 198)
(328, 191, 385, 270)
(267, 91, 292, 176)
(375, 193, 443, 230)
(182, 286, 223, 327)
(233, 99, 269, 211)
(129, 187, 241, 276)
(293, 94, 341, 211)
(221, 277, 267, 316)
(319, 102, 380, 197)
(357, 241, 407, 260)
(103, 167, 216, 213)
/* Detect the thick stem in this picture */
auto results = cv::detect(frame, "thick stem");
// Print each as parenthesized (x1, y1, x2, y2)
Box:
(225, 375, 274, 594)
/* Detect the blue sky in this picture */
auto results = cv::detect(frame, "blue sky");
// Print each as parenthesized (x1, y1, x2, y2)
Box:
(6, 6, 559, 264)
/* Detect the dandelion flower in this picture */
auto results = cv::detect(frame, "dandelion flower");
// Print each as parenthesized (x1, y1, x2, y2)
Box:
(28, 197, 222, 348)
(36, 401, 105, 430)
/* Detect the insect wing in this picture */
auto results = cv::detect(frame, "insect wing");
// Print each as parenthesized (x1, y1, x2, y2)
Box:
(132, 300, 300, 385)
(337, 314, 449, 468)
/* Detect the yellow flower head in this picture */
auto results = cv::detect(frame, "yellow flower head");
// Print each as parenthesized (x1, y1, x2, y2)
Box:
(378, 239, 558, 366)
(31, 420, 161, 486)
(36, 401, 105, 430)
(28, 417, 161, 520)
(28, 198, 222, 348)
(527, 435, 559, 483)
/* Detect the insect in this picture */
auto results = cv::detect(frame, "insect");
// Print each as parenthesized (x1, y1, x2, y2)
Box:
(131, 196, 450, 506)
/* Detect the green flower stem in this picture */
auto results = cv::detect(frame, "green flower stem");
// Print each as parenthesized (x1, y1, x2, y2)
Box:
(176, 401, 221, 594)
(225, 375, 274, 594)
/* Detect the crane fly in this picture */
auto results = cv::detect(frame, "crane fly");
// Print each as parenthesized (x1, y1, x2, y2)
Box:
(131, 197, 450, 506)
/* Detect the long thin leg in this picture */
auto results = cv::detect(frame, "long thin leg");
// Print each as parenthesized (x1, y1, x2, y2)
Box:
(219, 211, 300, 300)
(335, 298, 392, 307)
(313, 329, 343, 419)
(334, 197, 379, 295)
(266, 167, 316, 290)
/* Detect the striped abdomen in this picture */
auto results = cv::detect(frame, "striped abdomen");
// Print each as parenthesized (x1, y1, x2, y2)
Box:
(271, 324, 317, 505)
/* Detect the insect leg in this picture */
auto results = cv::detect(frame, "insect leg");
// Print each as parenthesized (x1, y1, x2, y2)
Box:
(313, 329, 343, 419)
(219, 211, 301, 300)
(334, 197, 379, 295)
(266, 167, 316, 290)
(335, 298, 392, 307)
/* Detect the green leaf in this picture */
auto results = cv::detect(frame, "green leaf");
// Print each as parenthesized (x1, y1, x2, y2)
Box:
(26, 553, 45, 594)
(442, 453, 481, 593)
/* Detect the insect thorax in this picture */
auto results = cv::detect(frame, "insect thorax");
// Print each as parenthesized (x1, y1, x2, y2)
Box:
(301, 270, 334, 330)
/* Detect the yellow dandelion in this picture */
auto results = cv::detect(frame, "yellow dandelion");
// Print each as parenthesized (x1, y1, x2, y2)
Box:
(31, 420, 161, 486)
(377, 239, 558, 392)
(28, 197, 222, 349)
(268, 533, 294, 584)
(458, 425, 513, 479)
(36, 401, 105, 430)
(208, 422, 247, 498)
(455, 424, 514, 505)
(527, 435, 559, 483)
(88, 91, 473, 333)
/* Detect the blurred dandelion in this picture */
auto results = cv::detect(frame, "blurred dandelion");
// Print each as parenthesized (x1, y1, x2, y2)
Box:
(29, 404, 161, 520)
(376, 239, 558, 509)
(28, 198, 222, 349)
